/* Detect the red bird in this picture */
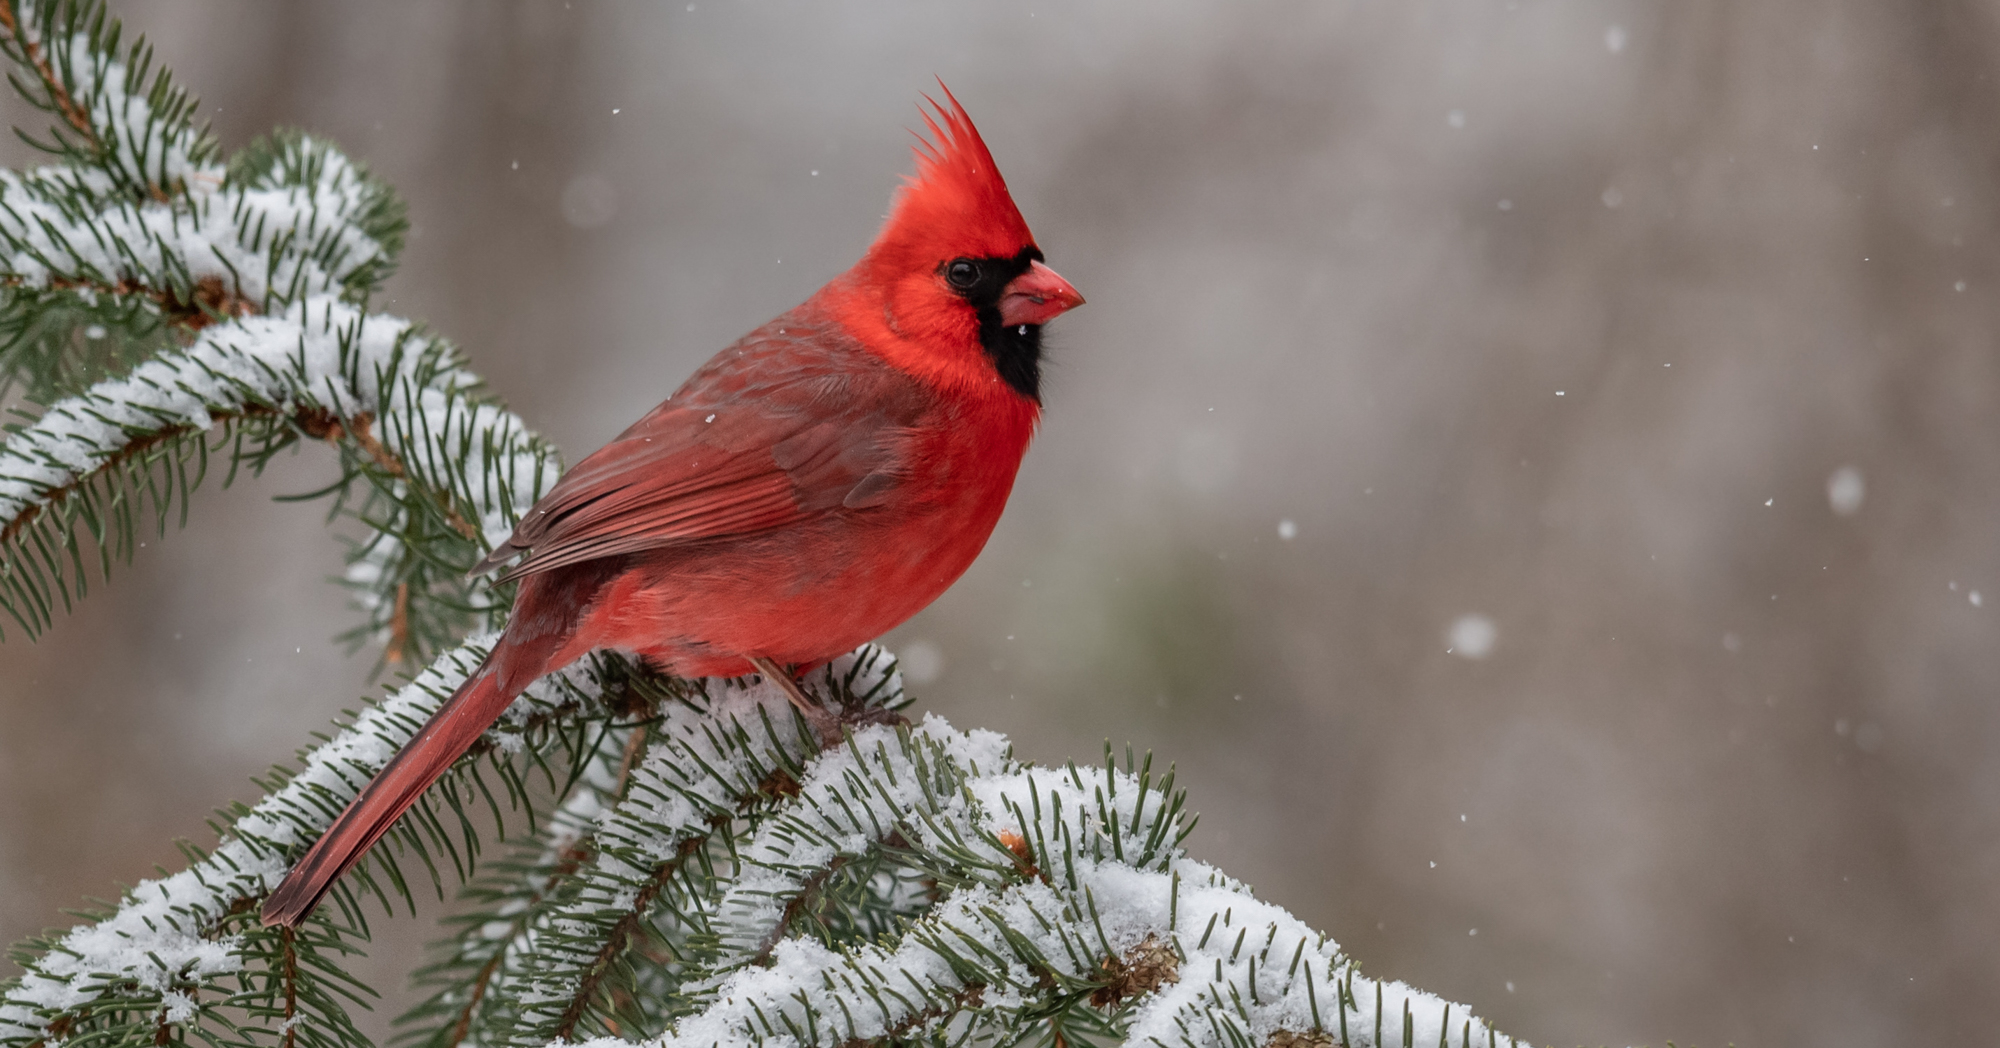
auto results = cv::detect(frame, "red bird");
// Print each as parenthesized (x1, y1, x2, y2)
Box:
(260, 89, 1082, 927)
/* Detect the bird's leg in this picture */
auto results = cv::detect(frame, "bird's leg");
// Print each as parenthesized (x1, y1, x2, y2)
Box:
(749, 655, 842, 747)
(748, 655, 816, 711)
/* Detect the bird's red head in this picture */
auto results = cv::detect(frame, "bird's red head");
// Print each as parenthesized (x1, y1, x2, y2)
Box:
(835, 84, 1083, 403)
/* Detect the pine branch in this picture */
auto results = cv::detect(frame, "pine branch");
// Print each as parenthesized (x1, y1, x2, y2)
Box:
(0, 0, 218, 197)
(0, 1, 100, 151)
(394, 693, 655, 1048)
(0, 0, 463, 666)
(452, 650, 907, 1047)
(0, 285, 170, 403)
(588, 727, 1514, 1048)
(278, 925, 299, 1048)
(0, 639, 626, 1048)
(296, 409, 478, 544)
(0, 127, 401, 328)
(0, 296, 557, 661)
(546, 835, 700, 1042)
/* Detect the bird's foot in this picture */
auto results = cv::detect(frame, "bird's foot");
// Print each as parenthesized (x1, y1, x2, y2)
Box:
(748, 656, 844, 748)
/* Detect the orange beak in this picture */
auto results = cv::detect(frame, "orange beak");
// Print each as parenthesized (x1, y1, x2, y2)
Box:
(998, 260, 1085, 327)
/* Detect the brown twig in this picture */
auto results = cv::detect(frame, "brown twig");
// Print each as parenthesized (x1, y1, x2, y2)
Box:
(0, 404, 433, 551)
(292, 408, 481, 543)
(344, 413, 401, 477)
(387, 581, 411, 664)
(446, 942, 512, 1048)
(2, 402, 476, 624)
(834, 982, 987, 1048)
(550, 833, 708, 1041)
(0, 2, 99, 148)
(1264, 1031, 1341, 1048)
(7, 261, 257, 332)
(279, 925, 298, 1048)
(446, 723, 653, 1045)
(345, 411, 480, 541)
(442, 836, 594, 1048)
(750, 857, 851, 967)
(0, 412, 271, 547)
(613, 719, 652, 790)
(7, 274, 200, 324)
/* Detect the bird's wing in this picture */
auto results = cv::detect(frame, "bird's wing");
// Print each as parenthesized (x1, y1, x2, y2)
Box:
(474, 319, 924, 582)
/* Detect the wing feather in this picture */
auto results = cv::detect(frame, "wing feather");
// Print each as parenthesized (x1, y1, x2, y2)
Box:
(476, 315, 924, 582)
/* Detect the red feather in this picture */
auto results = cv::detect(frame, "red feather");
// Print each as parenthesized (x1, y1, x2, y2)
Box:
(476, 314, 925, 583)
(261, 86, 1076, 928)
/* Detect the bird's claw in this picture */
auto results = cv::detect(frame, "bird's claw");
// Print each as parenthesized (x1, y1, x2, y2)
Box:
(749, 656, 846, 748)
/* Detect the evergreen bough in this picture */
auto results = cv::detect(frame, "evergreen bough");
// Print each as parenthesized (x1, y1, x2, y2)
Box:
(0, 4, 1526, 1047)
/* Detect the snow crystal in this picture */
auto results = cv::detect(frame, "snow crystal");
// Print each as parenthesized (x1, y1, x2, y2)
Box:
(1448, 614, 1497, 659)
(1827, 466, 1865, 516)
(161, 990, 199, 1025)
(898, 638, 945, 684)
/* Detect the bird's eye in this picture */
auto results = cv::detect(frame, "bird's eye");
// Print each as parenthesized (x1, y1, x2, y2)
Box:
(945, 258, 980, 289)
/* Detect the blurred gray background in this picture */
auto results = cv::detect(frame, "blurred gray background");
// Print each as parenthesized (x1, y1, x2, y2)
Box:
(4, 2, 1997, 1045)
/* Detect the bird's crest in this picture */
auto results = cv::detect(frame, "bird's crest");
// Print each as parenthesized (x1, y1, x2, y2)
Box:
(869, 83, 1035, 264)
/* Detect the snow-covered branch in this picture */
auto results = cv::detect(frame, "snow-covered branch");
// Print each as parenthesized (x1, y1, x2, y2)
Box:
(0, 0, 215, 195)
(0, 295, 558, 656)
(568, 705, 1516, 1048)
(0, 129, 400, 312)
(0, 637, 618, 1046)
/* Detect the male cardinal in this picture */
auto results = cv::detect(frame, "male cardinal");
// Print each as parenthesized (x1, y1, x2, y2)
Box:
(259, 88, 1081, 927)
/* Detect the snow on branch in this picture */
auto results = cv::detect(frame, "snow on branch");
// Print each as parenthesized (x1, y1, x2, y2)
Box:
(0, 637, 617, 1047)
(551, 703, 1518, 1048)
(0, 0, 218, 198)
(0, 3, 400, 316)
(0, 295, 557, 651)
(488, 650, 908, 1044)
(0, 128, 403, 314)
(0, 0, 467, 659)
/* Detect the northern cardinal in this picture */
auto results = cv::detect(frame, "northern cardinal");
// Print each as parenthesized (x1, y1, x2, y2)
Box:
(260, 88, 1082, 927)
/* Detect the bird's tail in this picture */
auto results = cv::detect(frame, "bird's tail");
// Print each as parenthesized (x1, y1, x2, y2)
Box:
(260, 652, 523, 927)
